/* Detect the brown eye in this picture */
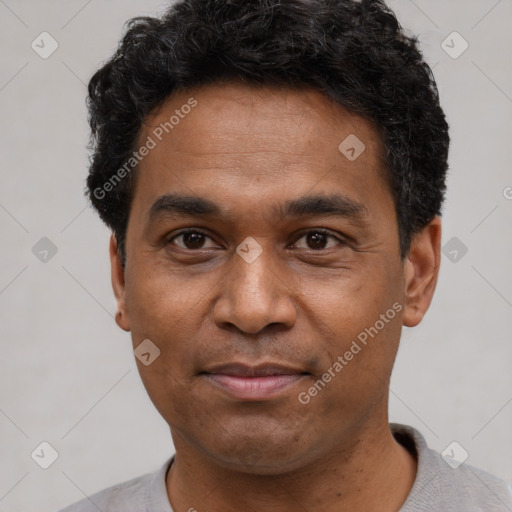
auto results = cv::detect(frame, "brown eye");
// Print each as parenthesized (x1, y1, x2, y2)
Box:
(169, 230, 217, 250)
(293, 230, 343, 250)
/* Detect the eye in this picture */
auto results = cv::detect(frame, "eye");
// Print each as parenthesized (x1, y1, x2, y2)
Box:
(168, 229, 218, 250)
(292, 229, 344, 251)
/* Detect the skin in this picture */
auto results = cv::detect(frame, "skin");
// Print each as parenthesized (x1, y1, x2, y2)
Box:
(110, 81, 441, 511)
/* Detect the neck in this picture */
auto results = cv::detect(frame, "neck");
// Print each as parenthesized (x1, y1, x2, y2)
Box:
(166, 419, 417, 512)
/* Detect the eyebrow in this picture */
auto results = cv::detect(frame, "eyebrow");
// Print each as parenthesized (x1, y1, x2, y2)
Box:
(148, 193, 369, 224)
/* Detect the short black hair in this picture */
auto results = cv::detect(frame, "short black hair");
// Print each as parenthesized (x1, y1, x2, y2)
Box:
(86, 0, 449, 261)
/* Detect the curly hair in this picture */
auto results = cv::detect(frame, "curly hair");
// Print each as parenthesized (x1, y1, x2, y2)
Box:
(86, 0, 449, 261)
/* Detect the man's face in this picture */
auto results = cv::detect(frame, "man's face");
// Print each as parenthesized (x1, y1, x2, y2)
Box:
(115, 82, 409, 473)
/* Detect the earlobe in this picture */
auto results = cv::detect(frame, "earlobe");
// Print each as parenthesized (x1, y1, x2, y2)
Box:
(402, 217, 442, 327)
(110, 234, 131, 332)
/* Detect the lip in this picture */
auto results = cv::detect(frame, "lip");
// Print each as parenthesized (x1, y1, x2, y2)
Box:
(201, 363, 309, 401)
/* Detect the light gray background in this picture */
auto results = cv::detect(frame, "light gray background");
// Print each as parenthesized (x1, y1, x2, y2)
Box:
(0, 1, 511, 511)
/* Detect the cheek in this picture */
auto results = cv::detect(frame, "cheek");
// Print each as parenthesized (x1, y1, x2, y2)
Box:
(125, 261, 213, 340)
(124, 264, 209, 411)
(124, 266, 204, 424)
(313, 288, 402, 372)
(300, 263, 403, 400)
(300, 260, 399, 333)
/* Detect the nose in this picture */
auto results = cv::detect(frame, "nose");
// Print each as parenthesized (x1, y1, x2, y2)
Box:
(212, 244, 297, 334)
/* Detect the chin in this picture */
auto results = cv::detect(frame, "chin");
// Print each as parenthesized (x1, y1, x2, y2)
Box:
(202, 433, 324, 476)
(212, 451, 312, 476)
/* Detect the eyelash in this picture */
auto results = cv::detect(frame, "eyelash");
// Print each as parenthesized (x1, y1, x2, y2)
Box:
(167, 228, 345, 251)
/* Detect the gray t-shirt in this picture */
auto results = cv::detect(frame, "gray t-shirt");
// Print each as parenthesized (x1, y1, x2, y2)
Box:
(59, 423, 512, 511)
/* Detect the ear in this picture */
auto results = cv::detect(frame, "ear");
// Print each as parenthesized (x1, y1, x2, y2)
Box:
(110, 234, 131, 332)
(402, 217, 442, 327)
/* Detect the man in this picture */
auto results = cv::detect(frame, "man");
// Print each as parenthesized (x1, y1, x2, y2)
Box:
(60, 0, 512, 510)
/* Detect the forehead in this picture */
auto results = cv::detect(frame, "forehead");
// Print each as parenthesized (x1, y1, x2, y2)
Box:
(132, 81, 391, 221)
(141, 81, 383, 158)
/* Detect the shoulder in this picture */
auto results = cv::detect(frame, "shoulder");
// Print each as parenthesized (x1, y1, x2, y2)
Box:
(57, 472, 152, 512)
(392, 424, 512, 512)
(57, 459, 173, 512)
